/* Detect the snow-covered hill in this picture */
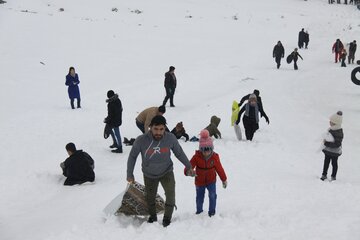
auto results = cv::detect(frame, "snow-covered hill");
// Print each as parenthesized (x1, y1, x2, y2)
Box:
(1, 0, 360, 239)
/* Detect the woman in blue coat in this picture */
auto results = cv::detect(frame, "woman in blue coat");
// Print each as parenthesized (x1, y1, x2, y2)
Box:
(65, 67, 81, 109)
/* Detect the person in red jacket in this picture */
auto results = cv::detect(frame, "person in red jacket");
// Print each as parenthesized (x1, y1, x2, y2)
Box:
(332, 39, 344, 63)
(185, 129, 227, 217)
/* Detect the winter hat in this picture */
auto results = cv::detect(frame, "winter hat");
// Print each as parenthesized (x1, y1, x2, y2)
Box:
(253, 89, 260, 97)
(199, 129, 214, 151)
(330, 111, 343, 126)
(249, 94, 257, 101)
(169, 66, 175, 71)
(107, 90, 115, 98)
(158, 105, 166, 114)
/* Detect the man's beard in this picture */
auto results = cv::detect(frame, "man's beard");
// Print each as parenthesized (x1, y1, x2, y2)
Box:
(153, 134, 163, 141)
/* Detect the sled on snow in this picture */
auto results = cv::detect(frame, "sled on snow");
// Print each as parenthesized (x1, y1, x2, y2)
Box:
(103, 181, 165, 216)
(351, 66, 360, 85)
(286, 54, 293, 64)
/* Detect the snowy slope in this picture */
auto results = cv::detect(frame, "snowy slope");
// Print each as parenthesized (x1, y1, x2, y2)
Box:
(1, 0, 360, 239)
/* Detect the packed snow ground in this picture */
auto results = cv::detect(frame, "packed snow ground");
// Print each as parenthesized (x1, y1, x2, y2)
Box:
(1, 0, 360, 239)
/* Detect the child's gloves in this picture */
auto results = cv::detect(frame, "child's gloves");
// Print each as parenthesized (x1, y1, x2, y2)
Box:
(222, 181, 227, 189)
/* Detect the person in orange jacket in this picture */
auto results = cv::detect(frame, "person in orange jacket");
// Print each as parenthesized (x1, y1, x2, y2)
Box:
(185, 129, 227, 217)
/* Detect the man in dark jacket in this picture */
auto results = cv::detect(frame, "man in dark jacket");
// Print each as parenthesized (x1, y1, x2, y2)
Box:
(127, 115, 195, 227)
(104, 90, 123, 153)
(235, 94, 269, 141)
(298, 28, 306, 49)
(273, 41, 285, 69)
(162, 66, 177, 107)
(332, 39, 344, 63)
(348, 40, 357, 64)
(304, 31, 310, 49)
(239, 89, 265, 115)
(60, 143, 95, 186)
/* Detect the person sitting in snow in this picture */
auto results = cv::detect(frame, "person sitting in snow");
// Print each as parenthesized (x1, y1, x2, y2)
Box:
(320, 111, 344, 181)
(235, 94, 269, 141)
(171, 122, 189, 142)
(60, 143, 95, 186)
(205, 116, 222, 139)
(185, 129, 227, 217)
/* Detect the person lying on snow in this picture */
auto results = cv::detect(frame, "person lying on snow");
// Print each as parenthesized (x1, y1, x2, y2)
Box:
(205, 115, 222, 139)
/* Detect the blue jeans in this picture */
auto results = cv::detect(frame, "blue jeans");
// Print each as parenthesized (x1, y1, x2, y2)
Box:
(110, 126, 122, 148)
(196, 182, 217, 215)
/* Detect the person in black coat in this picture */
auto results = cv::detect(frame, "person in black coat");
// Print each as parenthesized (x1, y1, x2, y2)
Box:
(298, 28, 306, 49)
(348, 40, 357, 64)
(60, 143, 95, 186)
(104, 90, 123, 153)
(273, 41, 285, 69)
(235, 94, 269, 141)
(304, 31, 310, 49)
(238, 89, 265, 116)
(162, 66, 177, 107)
(291, 48, 303, 70)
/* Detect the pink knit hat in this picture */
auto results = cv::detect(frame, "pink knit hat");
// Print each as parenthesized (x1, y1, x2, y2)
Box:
(199, 129, 214, 151)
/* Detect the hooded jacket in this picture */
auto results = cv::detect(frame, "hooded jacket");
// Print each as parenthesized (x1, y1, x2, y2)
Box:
(205, 116, 221, 139)
(127, 131, 192, 179)
(185, 150, 227, 187)
(105, 94, 123, 128)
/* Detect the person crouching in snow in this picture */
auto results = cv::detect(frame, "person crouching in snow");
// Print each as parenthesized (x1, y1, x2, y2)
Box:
(235, 94, 269, 141)
(205, 115, 222, 139)
(171, 122, 189, 142)
(320, 111, 344, 181)
(185, 129, 227, 217)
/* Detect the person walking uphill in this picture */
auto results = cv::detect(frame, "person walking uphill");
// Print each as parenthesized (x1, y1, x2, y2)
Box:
(273, 41, 285, 69)
(320, 111, 344, 181)
(60, 143, 95, 186)
(239, 89, 265, 114)
(186, 129, 227, 217)
(332, 39, 344, 63)
(104, 90, 123, 153)
(235, 94, 269, 141)
(298, 28, 306, 49)
(162, 66, 177, 107)
(65, 67, 81, 109)
(290, 48, 303, 70)
(136, 106, 166, 134)
(127, 115, 195, 227)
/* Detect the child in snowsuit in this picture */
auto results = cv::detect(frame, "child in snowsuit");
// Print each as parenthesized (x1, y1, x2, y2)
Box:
(340, 48, 347, 67)
(291, 48, 303, 70)
(320, 111, 344, 181)
(171, 122, 189, 142)
(205, 116, 222, 139)
(186, 129, 227, 217)
(235, 94, 269, 141)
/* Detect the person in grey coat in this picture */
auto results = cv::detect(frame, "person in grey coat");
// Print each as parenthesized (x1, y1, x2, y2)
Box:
(127, 115, 195, 227)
